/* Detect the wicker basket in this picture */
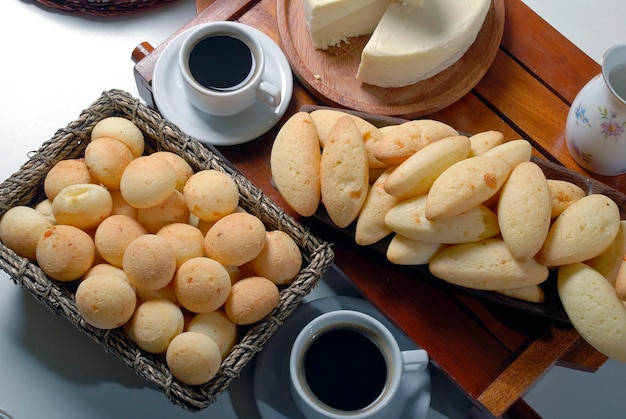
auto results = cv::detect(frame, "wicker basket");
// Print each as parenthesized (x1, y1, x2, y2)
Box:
(0, 89, 334, 411)
(35, 0, 180, 16)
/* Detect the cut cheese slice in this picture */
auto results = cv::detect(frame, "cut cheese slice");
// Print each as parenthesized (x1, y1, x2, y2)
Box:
(357, 0, 491, 87)
(304, 0, 393, 50)
(305, 0, 490, 88)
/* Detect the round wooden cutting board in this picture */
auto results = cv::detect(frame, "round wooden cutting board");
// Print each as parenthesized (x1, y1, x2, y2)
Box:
(276, 0, 505, 118)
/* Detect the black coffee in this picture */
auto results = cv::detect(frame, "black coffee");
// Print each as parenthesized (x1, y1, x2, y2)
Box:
(303, 327, 388, 411)
(188, 34, 255, 91)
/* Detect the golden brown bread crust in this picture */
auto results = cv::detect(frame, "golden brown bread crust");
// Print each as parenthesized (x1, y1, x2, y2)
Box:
(270, 111, 321, 217)
(320, 116, 369, 228)
(497, 161, 551, 261)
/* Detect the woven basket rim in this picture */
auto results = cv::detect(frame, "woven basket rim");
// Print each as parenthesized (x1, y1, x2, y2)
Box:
(0, 89, 334, 411)
(34, 0, 180, 16)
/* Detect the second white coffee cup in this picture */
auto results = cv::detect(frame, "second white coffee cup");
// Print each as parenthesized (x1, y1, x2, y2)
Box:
(178, 21, 282, 117)
(289, 310, 429, 419)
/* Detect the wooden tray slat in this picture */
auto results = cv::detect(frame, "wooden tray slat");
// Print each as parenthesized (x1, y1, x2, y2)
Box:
(500, 0, 600, 105)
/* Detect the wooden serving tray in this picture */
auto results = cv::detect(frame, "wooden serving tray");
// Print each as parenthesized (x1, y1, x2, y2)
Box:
(277, 0, 505, 118)
(301, 104, 626, 324)
(137, 2, 614, 416)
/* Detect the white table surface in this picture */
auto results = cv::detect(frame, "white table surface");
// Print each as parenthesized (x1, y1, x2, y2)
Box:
(1, 1, 626, 418)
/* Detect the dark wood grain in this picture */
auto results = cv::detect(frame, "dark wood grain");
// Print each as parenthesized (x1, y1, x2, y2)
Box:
(477, 325, 582, 417)
(500, 0, 599, 105)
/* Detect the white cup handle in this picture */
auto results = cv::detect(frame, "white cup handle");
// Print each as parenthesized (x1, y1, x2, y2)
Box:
(401, 349, 429, 373)
(257, 80, 281, 107)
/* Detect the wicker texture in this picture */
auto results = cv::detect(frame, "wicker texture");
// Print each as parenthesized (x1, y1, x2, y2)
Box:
(35, 0, 180, 16)
(0, 89, 334, 411)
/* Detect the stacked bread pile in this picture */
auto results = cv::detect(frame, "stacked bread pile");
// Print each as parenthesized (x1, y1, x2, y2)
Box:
(270, 109, 626, 363)
(0, 117, 303, 385)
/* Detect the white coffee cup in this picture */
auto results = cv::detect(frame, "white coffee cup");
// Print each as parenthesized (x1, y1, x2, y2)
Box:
(178, 21, 282, 117)
(289, 310, 429, 419)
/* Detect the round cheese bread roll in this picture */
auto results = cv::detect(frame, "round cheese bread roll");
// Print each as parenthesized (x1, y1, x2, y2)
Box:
(270, 111, 321, 217)
(136, 279, 179, 306)
(36, 225, 96, 282)
(309, 109, 387, 168)
(84, 137, 134, 190)
(497, 161, 551, 261)
(75, 274, 137, 329)
(109, 189, 138, 219)
(187, 310, 238, 360)
(128, 298, 184, 353)
(156, 223, 205, 268)
(537, 194, 620, 267)
(386, 234, 444, 266)
(166, 331, 222, 385)
(224, 264, 243, 285)
(174, 257, 231, 313)
(0, 205, 53, 260)
(94, 214, 147, 267)
(482, 139, 532, 167)
(151, 151, 193, 192)
(82, 263, 128, 282)
(383, 135, 471, 199)
(373, 119, 458, 165)
(52, 183, 112, 230)
(468, 130, 505, 156)
(426, 155, 511, 221)
(195, 217, 215, 236)
(497, 285, 545, 303)
(123, 234, 176, 290)
(320, 115, 369, 228)
(558, 263, 626, 362)
(248, 230, 302, 285)
(429, 238, 549, 291)
(204, 212, 267, 266)
(224, 276, 279, 325)
(384, 195, 500, 244)
(546, 179, 586, 218)
(615, 260, 626, 300)
(91, 116, 145, 158)
(587, 220, 626, 285)
(137, 190, 189, 233)
(34, 199, 56, 224)
(183, 169, 239, 222)
(354, 168, 400, 246)
(44, 158, 96, 201)
(120, 155, 177, 209)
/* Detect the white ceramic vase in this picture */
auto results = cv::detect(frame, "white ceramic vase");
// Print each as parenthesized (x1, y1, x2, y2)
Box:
(565, 44, 626, 176)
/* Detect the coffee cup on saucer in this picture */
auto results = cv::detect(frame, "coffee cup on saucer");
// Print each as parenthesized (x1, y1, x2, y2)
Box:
(289, 310, 429, 419)
(178, 21, 282, 117)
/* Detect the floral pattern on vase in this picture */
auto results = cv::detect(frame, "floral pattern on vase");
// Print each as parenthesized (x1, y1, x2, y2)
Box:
(572, 103, 590, 127)
(599, 107, 626, 139)
(565, 48, 626, 176)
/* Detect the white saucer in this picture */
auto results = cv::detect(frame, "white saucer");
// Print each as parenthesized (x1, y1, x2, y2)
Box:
(253, 296, 431, 419)
(152, 24, 293, 146)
